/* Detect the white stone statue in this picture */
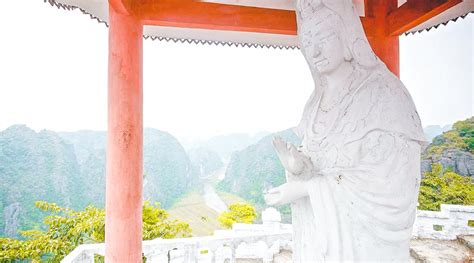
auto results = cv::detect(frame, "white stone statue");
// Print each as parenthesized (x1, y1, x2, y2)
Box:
(264, 0, 428, 261)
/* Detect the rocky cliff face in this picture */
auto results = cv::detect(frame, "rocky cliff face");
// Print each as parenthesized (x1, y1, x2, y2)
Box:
(3, 203, 20, 238)
(421, 149, 474, 176)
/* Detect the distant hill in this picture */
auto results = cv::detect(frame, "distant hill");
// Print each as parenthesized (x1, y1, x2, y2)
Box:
(59, 131, 107, 207)
(188, 147, 224, 178)
(217, 129, 300, 222)
(0, 126, 197, 237)
(185, 132, 270, 161)
(60, 128, 196, 209)
(0, 125, 85, 237)
(423, 124, 452, 142)
(142, 128, 196, 208)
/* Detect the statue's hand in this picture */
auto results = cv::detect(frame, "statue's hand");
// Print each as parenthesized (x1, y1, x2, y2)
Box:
(264, 181, 308, 206)
(273, 136, 313, 176)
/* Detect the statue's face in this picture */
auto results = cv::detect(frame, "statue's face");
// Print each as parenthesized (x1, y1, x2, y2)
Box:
(301, 20, 347, 75)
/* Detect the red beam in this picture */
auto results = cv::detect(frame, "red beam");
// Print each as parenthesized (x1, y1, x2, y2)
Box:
(135, 0, 297, 35)
(387, 0, 462, 36)
(131, 0, 375, 37)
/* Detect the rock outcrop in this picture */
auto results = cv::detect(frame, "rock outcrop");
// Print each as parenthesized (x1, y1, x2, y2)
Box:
(422, 149, 474, 176)
(3, 203, 20, 238)
(421, 117, 474, 177)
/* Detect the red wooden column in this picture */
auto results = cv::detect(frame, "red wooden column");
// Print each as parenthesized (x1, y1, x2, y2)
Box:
(365, 0, 400, 77)
(105, 4, 143, 262)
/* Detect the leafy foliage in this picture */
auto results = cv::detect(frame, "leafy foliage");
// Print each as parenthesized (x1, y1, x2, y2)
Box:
(453, 117, 474, 152)
(217, 203, 257, 229)
(418, 163, 474, 211)
(0, 201, 191, 262)
(427, 117, 474, 155)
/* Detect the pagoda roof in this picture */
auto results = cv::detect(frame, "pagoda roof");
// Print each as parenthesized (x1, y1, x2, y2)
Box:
(405, 1, 473, 34)
(44, 0, 473, 48)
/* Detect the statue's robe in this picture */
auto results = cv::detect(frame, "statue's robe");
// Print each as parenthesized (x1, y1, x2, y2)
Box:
(292, 64, 427, 262)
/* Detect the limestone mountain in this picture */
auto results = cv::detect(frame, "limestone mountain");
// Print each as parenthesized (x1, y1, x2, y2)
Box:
(188, 147, 224, 178)
(0, 126, 196, 237)
(59, 131, 107, 207)
(142, 128, 196, 208)
(218, 129, 301, 210)
(60, 128, 196, 209)
(0, 125, 85, 238)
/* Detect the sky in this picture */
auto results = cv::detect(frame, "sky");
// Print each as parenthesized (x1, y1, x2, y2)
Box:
(0, 0, 472, 142)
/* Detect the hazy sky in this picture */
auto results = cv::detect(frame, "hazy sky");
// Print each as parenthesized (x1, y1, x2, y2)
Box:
(0, 1, 472, 141)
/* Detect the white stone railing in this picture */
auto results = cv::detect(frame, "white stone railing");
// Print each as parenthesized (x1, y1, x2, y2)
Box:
(412, 204, 474, 240)
(61, 231, 292, 263)
(62, 205, 474, 262)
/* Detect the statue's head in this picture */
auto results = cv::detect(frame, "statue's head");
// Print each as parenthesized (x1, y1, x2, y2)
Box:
(296, 0, 379, 77)
(298, 5, 353, 75)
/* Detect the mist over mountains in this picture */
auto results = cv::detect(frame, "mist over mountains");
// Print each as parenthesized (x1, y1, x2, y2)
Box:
(182, 132, 270, 160)
(0, 122, 464, 237)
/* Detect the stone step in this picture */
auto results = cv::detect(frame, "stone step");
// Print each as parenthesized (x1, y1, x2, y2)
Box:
(236, 237, 474, 262)
(410, 238, 473, 263)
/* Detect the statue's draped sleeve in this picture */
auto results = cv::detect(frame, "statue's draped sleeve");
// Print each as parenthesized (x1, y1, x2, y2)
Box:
(299, 69, 428, 260)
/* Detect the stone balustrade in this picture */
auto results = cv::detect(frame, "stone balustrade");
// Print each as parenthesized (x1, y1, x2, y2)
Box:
(62, 205, 474, 262)
(61, 231, 292, 263)
(412, 204, 474, 240)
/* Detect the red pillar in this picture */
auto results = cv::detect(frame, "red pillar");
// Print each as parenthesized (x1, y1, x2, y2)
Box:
(366, 0, 400, 77)
(367, 35, 400, 76)
(105, 5, 143, 262)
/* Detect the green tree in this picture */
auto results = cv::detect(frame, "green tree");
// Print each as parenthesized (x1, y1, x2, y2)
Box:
(218, 203, 257, 229)
(453, 117, 474, 151)
(427, 117, 474, 155)
(0, 201, 191, 262)
(418, 163, 474, 211)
